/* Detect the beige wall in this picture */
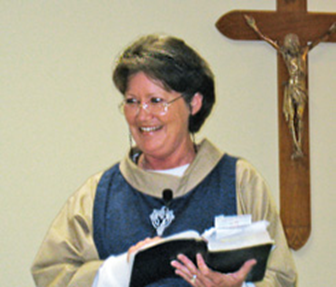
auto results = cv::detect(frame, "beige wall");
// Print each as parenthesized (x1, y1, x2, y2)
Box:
(1, 1, 335, 286)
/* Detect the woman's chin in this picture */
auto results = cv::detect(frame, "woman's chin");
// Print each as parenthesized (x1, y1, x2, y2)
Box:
(137, 142, 165, 156)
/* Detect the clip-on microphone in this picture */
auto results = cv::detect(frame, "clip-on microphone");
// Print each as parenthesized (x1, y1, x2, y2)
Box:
(162, 189, 173, 207)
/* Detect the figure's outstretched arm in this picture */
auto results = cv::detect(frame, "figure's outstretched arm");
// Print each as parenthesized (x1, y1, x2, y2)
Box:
(308, 22, 336, 51)
(244, 15, 280, 51)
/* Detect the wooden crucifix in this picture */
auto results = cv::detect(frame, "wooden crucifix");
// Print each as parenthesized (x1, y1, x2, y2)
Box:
(216, 0, 336, 250)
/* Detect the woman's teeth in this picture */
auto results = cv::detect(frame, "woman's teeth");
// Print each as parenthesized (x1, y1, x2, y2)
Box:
(140, 126, 161, 132)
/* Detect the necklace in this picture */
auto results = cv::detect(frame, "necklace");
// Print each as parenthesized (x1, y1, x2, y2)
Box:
(150, 205, 175, 236)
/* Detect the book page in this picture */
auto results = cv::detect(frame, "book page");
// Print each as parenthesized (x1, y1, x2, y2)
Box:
(207, 221, 274, 251)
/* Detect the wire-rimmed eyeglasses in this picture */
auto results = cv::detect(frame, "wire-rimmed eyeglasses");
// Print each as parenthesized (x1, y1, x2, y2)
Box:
(119, 95, 184, 116)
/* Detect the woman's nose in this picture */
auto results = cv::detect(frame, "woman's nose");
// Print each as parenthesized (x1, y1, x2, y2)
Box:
(136, 102, 152, 118)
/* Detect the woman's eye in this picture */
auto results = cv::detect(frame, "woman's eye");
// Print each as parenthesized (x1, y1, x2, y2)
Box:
(150, 97, 164, 104)
(125, 98, 138, 105)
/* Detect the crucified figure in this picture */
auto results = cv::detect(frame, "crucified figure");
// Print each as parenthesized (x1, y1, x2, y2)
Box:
(245, 15, 336, 159)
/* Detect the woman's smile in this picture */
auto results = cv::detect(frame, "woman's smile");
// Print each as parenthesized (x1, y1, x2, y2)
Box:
(139, 125, 163, 133)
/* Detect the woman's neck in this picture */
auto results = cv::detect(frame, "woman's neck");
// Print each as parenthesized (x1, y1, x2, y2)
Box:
(138, 142, 197, 171)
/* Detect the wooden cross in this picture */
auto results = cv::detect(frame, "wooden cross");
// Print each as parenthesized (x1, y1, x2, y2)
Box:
(216, 0, 336, 250)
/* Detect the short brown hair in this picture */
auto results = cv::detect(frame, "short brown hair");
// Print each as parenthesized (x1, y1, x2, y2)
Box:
(112, 34, 215, 133)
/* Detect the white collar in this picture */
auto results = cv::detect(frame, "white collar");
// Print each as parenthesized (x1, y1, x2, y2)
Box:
(146, 164, 190, 177)
(120, 138, 224, 198)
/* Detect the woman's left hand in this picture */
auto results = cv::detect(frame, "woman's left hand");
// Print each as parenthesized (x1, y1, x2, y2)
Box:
(171, 253, 257, 287)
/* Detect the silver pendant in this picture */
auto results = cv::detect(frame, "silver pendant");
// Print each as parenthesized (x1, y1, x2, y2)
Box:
(150, 206, 175, 236)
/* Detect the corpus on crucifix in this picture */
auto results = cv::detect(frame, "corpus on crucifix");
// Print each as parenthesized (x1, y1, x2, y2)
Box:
(245, 16, 336, 159)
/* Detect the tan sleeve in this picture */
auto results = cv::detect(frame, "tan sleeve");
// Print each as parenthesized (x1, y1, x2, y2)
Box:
(31, 173, 104, 287)
(236, 159, 298, 287)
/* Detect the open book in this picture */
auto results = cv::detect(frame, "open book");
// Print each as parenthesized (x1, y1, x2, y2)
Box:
(129, 215, 274, 287)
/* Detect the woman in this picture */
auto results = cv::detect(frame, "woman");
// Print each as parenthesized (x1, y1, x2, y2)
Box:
(31, 34, 297, 287)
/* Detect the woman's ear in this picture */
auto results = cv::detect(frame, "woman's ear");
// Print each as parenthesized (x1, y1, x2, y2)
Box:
(190, 93, 203, 115)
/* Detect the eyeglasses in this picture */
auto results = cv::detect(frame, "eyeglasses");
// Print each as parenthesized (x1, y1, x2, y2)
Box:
(119, 95, 184, 116)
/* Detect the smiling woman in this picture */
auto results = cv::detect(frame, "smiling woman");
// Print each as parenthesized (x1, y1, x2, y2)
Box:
(31, 34, 297, 287)
(122, 72, 202, 170)
(113, 34, 215, 134)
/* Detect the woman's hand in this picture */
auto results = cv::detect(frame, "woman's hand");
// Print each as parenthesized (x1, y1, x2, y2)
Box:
(127, 237, 161, 262)
(171, 253, 257, 287)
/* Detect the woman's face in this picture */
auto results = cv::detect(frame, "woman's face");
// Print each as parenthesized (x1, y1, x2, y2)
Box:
(124, 72, 193, 160)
